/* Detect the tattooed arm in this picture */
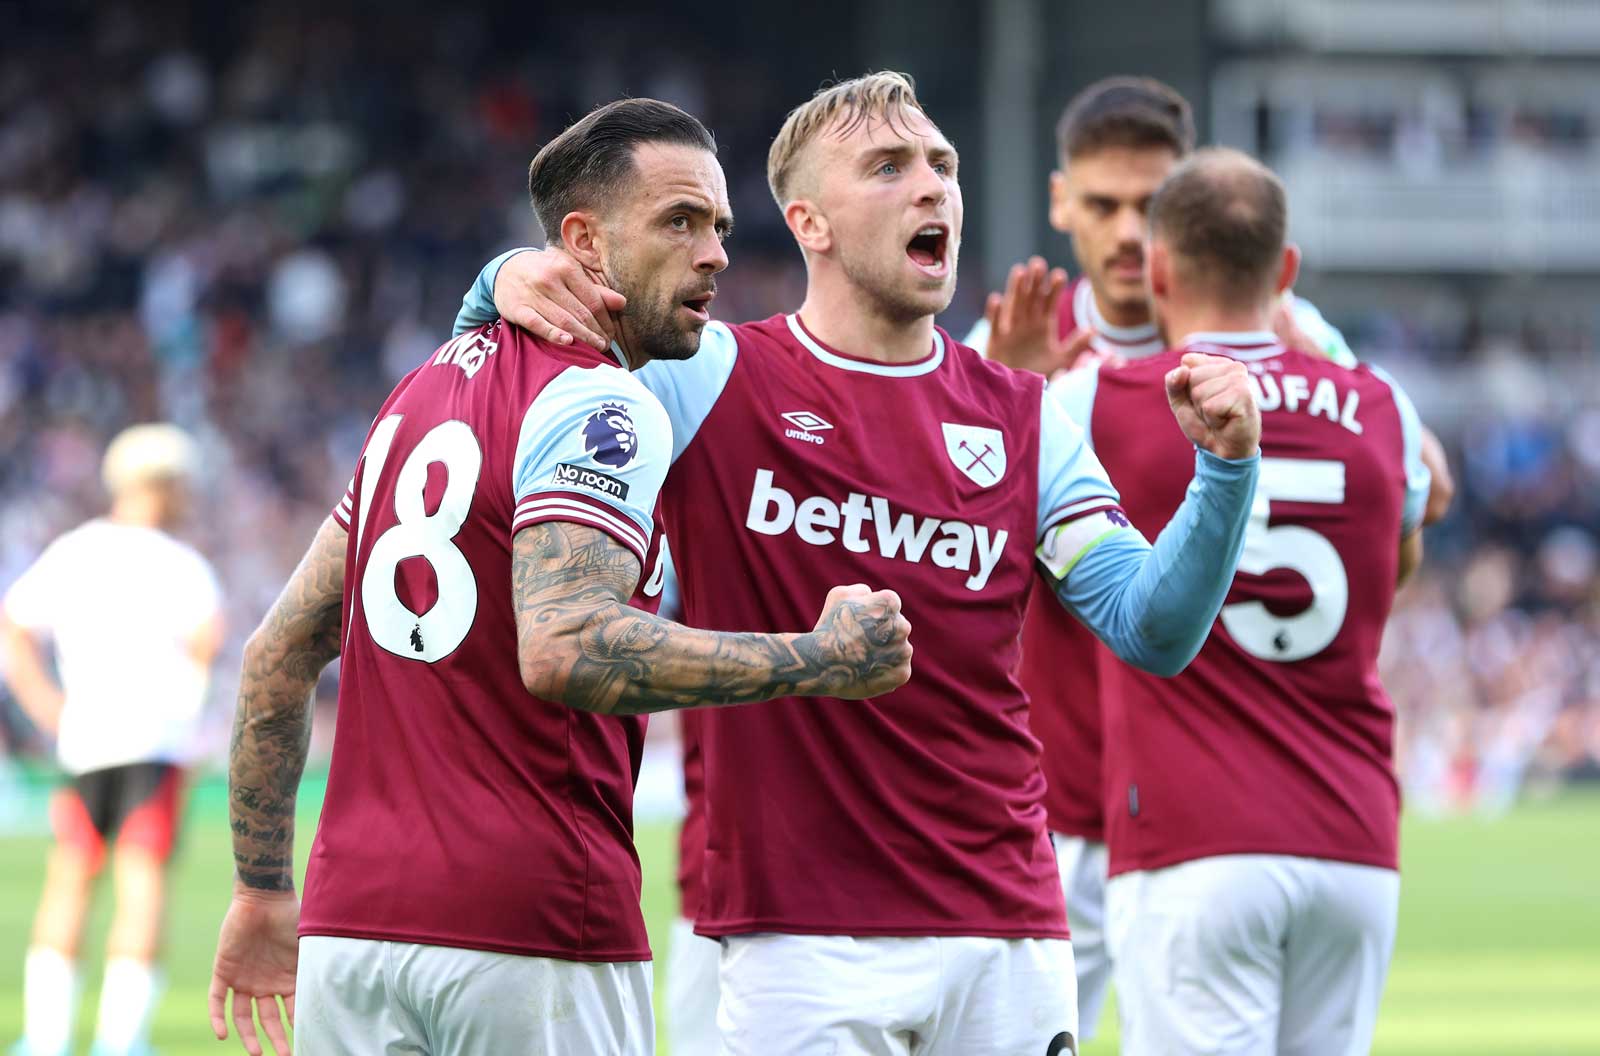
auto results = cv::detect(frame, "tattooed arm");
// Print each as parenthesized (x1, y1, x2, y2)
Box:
(514, 522, 913, 714)
(229, 515, 346, 891)
(210, 516, 345, 1056)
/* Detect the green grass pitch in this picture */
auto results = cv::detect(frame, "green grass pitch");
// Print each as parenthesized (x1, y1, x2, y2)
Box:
(0, 776, 1595, 1054)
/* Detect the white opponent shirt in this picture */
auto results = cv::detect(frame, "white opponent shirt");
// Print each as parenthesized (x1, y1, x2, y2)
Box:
(3, 519, 221, 774)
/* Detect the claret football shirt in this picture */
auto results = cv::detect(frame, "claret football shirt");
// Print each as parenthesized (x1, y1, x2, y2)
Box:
(301, 321, 671, 961)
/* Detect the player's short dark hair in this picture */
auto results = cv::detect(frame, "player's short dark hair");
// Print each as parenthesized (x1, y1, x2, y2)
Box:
(1056, 76, 1195, 163)
(1149, 147, 1286, 301)
(527, 98, 716, 240)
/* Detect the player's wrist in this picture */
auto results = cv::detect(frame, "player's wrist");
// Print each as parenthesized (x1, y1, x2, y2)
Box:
(792, 630, 854, 698)
(1195, 444, 1261, 470)
(786, 632, 822, 694)
(232, 877, 298, 902)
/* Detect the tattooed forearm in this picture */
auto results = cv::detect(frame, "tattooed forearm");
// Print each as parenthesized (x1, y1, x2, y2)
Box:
(229, 516, 346, 891)
(512, 522, 906, 715)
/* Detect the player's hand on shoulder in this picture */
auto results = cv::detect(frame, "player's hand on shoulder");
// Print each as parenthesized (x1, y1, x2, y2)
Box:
(1164, 352, 1262, 461)
(982, 256, 1070, 376)
(808, 583, 913, 699)
(209, 888, 300, 1056)
(1271, 289, 1321, 357)
(493, 249, 626, 352)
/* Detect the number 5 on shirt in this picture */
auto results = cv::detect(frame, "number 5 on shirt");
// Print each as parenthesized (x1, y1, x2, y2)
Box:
(1220, 457, 1347, 663)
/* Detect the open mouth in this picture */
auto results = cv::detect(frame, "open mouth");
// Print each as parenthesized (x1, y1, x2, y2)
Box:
(680, 292, 714, 323)
(906, 224, 950, 276)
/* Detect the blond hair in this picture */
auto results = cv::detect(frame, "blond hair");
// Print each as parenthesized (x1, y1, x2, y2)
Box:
(767, 71, 928, 206)
(102, 423, 201, 497)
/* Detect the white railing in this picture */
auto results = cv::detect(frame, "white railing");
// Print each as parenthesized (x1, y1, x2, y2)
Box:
(1213, 0, 1600, 54)
(1278, 153, 1600, 271)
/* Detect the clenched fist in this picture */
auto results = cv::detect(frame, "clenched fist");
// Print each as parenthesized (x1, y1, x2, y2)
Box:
(1164, 352, 1261, 461)
(807, 584, 914, 699)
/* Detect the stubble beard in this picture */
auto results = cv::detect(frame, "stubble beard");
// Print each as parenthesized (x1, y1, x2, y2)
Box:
(625, 294, 701, 361)
(606, 256, 702, 363)
(840, 242, 954, 327)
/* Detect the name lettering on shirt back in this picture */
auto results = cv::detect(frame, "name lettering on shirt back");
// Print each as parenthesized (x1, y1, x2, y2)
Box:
(1247, 367, 1363, 434)
(432, 330, 499, 378)
(745, 468, 1008, 591)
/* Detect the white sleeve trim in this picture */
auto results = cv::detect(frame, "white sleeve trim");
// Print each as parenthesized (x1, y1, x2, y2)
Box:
(513, 495, 650, 558)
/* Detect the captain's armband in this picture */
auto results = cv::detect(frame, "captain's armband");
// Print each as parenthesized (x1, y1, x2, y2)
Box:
(1037, 506, 1138, 582)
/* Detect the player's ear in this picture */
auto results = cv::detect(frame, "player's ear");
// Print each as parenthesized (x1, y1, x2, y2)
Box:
(1048, 169, 1072, 233)
(1276, 242, 1302, 296)
(1146, 237, 1170, 300)
(558, 210, 606, 273)
(785, 198, 831, 255)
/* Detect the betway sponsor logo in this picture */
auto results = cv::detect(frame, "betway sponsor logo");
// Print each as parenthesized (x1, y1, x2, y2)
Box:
(744, 468, 1008, 592)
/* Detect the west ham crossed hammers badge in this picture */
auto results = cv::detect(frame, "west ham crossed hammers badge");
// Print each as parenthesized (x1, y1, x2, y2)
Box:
(940, 423, 1007, 487)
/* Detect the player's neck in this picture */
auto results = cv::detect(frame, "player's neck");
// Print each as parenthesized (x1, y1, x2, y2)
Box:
(796, 283, 937, 364)
(107, 494, 167, 531)
(609, 320, 654, 371)
(1162, 302, 1274, 347)
(611, 338, 647, 372)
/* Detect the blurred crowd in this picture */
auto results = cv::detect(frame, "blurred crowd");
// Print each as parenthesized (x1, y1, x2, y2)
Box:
(1, 3, 1597, 807)
(1383, 392, 1600, 810)
(1271, 95, 1597, 166)
(0, 3, 812, 762)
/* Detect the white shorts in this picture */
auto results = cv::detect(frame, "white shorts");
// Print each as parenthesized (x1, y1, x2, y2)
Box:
(717, 932, 1078, 1056)
(1052, 834, 1112, 1041)
(295, 935, 653, 1055)
(666, 916, 721, 1056)
(1105, 854, 1399, 1056)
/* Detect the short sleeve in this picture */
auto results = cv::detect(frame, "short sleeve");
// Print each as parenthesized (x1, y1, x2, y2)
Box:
(510, 364, 673, 566)
(2, 539, 66, 631)
(1370, 365, 1432, 535)
(1034, 388, 1138, 578)
(632, 321, 739, 464)
(1046, 363, 1101, 438)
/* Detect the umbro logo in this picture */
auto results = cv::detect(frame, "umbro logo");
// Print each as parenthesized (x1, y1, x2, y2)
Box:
(781, 410, 833, 446)
(782, 410, 832, 431)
